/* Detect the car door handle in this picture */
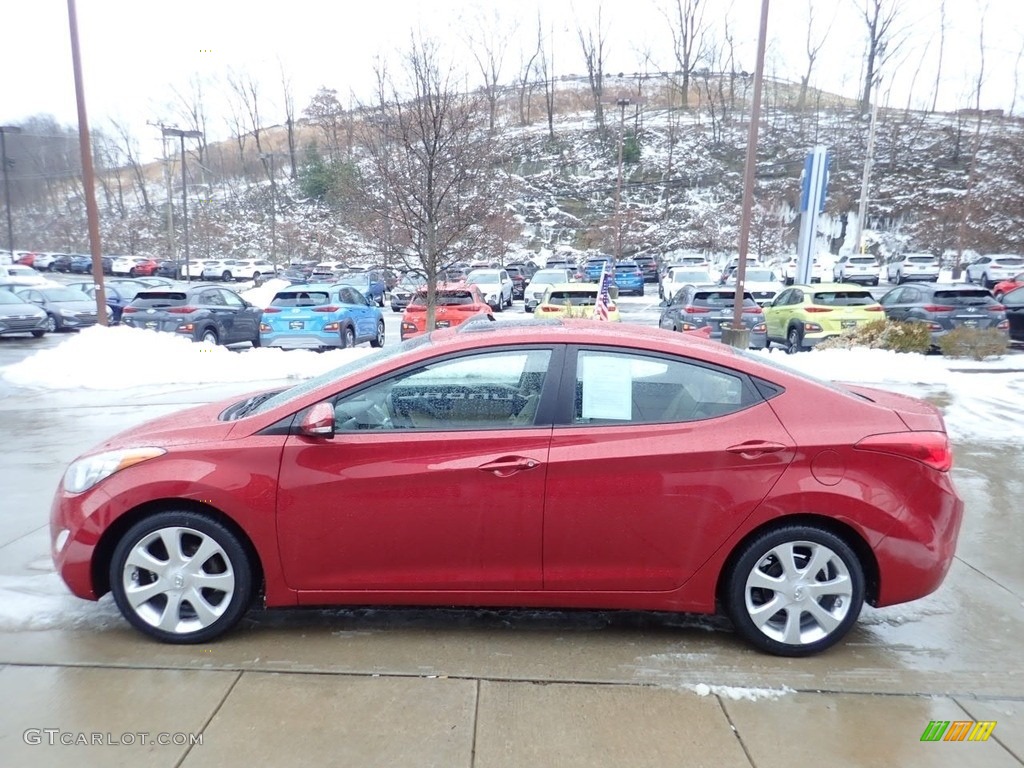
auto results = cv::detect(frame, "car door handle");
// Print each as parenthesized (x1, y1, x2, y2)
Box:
(726, 441, 788, 459)
(477, 456, 541, 477)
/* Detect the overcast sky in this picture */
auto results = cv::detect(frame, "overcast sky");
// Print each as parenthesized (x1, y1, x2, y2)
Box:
(2, 0, 1020, 157)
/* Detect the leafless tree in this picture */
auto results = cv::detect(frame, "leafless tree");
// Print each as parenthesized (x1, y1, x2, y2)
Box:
(466, 10, 515, 134)
(354, 35, 514, 330)
(303, 87, 344, 157)
(539, 17, 557, 139)
(664, 0, 708, 109)
(110, 119, 152, 213)
(517, 13, 544, 127)
(857, 0, 906, 113)
(797, 0, 835, 111)
(280, 63, 298, 180)
(576, 3, 608, 132)
(954, 12, 989, 274)
(1010, 40, 1024, 116)
(170, 75, 210, 167)
(930, 0, 946, 113)
(227, 69, 268, 178)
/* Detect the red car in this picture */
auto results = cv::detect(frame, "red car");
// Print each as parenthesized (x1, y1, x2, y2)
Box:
(400, 282, 493, 340)
(992, 272, 1024, 298)
(51, 321, 963, 655)
(128, 258, 160, 277)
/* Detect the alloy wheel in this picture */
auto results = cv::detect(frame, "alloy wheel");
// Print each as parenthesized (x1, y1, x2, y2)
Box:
(45, 314, 58, 333)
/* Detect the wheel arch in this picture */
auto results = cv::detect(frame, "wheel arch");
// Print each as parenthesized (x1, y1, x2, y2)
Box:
(90, 498, 265, 602)
(714, 513, 880, 609)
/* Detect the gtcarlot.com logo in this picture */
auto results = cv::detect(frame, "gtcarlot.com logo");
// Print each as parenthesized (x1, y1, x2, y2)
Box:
(920, 720, 997, 742)
(23, 729, 203, 747)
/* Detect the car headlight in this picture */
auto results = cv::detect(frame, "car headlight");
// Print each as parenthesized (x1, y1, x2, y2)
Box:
(63, 447, 166, 494)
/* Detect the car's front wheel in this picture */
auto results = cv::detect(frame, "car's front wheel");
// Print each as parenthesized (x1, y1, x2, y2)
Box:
(109, 511, 254, 644)
(724, 525, 865, 656)
(371, 319, 385, 348)
(222, 271, 233, 282)
(45, 314, 59, 333)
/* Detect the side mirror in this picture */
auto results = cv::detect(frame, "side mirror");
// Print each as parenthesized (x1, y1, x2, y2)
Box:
(299, 401, 335, 438)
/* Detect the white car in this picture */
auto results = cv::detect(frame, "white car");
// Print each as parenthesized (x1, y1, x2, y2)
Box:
(659, 267, 714, 300)
(180, 259, 217, 279)
(311, 261, 344, 281)
(0, 265, 53, 286)
(523, 267, 574, 312)
(202, 258, 276, 282)
(886, 253, 940, 284)
(965, 254, 1024, 289)
(780, 256, 827, 285)
(465, 268, 514, 310)
(110, 256, 141, 276)
(31, 252, 60, 271)
(727, 267, 784, 306)
(833, 254, 880, 285)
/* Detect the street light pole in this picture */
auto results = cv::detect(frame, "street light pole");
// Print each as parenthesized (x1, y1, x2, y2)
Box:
(614, 98, 631, 262)
(161, 127, 202, 279)
(0, 125, 22, 257)
(259, 152, 277, 264)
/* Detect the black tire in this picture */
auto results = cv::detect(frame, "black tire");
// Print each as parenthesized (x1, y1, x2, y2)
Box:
(370, 320, 385, 348)
(896, 273, 905, 285)
(250, 334, 261, 348)
(129, 268, 137, 277)
(31, 330, 45, 338)
(45, 314, 59, 333)
(724, 525, 865, 656)
(222, 271, 233, 282)
(340, 325, 355, 348)
(108, 510, 254, 644)
(48, 263, 57, 272)
(981, 273, 991, 289)
(391, 305, 401, 313)
(200, 328, 219, 345)
(786, 325, 803, 354)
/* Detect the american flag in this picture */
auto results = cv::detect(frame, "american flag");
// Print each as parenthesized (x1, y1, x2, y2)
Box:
(594, 262, 612, 321)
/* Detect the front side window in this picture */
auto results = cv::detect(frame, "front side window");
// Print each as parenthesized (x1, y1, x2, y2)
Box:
(333, 348, 553, 431)
(572, 350, 754, 425)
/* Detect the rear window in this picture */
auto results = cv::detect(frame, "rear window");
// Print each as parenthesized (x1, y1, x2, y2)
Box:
(811, 291, 876, 306)
(271, 291, 330, 307)
(548, 290, 598, 306)
(849, 257, 875, 265)
(130, 291, 188, 308)
(411, 290, 476, 306)
(692, 291, 758, 307)
(615, 263, 639, 271)
(907, 256, 937, 264)
(933, 289, 997, 305)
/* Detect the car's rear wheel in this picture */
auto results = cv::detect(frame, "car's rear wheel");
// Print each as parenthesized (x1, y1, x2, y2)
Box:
(109, 511, 253, 644)
(129, 268, 137, 277)
(786, 325, 804, 354)
(222, 271, 233, 282)
(340, 326, 355, 348)
(45, 314, 59, 333)
(201, 328, 219, 345)
(982, 273, 991, 288)
(370, 320, 385, 348)
(724, 526, 864, 656)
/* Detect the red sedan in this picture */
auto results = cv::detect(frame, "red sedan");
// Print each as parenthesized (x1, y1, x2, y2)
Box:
(992, 271, 1024, 298)
(400, 282, 493, 340)
(51, 321, 963, 655)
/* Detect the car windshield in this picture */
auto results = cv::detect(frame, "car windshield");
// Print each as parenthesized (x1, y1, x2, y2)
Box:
(994, 257, 1024, 266)
(270, 291, 330, 307)
(411, 290, 476, 306)
(812, 291, 876, 306)
(40, 288, 90, 302)
(670, 270, 711, 283)
(397, 274, 426, 289)
(548, 290, 598, 306)
(849, 257, 875, 265)
(337, 274, 370, 287)
(614, 263, 638, 271)
(745, 269, 778, 282)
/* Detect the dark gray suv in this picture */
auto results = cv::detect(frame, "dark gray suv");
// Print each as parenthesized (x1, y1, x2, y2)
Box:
(878, 283, 1009, 345)
(658, 284, 767, 349)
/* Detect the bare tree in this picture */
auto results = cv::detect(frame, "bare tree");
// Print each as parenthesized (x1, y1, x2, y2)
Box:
(517, 13, 544, 127)
(355, 35, 513, 331)
(227, 69, 268, 178)
(797, 0, 835, 111)
(467, 10, 515, 134)
(576, 2, 608, 132)
(280, 63, 298, 180)
(1010, 40, 1024, 116)
(540, 17, 557, 139)
(171, 75, 210, 168)
(930, 0, 946, 113)
(857, 0, 905, 113)
(303, 87, 344, 157)
(110, 119, 152, 213)
(664, 0, 708, 109)
(954, 11, 989, 275)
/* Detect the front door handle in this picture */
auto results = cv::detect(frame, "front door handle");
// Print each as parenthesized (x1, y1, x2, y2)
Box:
(726, 441, 788, 459)
(477, 456, 541, 477)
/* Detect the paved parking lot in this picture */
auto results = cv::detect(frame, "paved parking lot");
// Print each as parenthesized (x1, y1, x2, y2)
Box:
(0, 280, 1021, 767)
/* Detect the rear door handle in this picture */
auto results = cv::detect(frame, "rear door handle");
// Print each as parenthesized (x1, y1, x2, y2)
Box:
(726, 441, 788, 459)
(477, 456, 541, 477)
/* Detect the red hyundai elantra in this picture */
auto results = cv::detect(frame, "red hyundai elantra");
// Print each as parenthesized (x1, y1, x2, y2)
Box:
(50, 319, 963, 655)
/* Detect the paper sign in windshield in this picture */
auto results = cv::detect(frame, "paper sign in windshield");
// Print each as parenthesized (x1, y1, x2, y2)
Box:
(580, 355, 632, 420)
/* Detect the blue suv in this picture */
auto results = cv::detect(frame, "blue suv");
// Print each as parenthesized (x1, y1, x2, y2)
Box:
(260, 283, 385, 350)
(613, 261, 645, 296)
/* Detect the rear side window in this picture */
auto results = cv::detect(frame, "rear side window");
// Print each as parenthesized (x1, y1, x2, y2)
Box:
(130, 292, 188, 308)
(811, 291, 876, 306)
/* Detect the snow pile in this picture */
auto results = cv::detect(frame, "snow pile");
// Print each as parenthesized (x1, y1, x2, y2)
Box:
(2, 324, 372, 390)
(687, 683, 795, 701)
(240, 277, 291, 308)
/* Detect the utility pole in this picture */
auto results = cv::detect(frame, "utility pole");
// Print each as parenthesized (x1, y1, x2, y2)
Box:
(161, 127, 203, 279)
(259, 152, 277, 264)
(0, 125, 22, 257)
(614, 98, 631, 262)
(851, 95, 879, 255)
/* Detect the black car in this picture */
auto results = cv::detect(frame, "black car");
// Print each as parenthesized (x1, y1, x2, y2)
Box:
(634, 255, 660, 283)
(69, 254, 92, 274)
(156, 260, 182, 278)
(878, 283, 1009, 346)
(998, 285, 1024, 342)
(507, 260, 538, 279)
(120, 285, 261, 346)
(49, 254, 74, 273)
(506, 265, 527, 299)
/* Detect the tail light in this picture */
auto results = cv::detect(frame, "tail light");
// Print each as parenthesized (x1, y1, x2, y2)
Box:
(987, 304, 1005, 311)
(865, 305, 883, 312)
(312, 305, 340, 312)
(401, 322, 418, 333)
(167, 306, 197, 314)
(684, 306, 711, 313)
(539, 305, 561, 312)
(406, 305, 426, 312)
(922, 305, 954, 312)
(855, 431, 952, 471)
(927, 321, 942, 330)
(122, 307, 138, 314)
(607, 302, 617, 311)
(743, 306, 763, 314)
(752, 323, 766, 332)
(259, 323, 272, 332)
(805, 306, 832, 313)
(263, 307, 282, 313)
(997, 320, 1009, 330)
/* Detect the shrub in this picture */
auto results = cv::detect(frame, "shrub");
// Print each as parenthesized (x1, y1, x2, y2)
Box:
(937, 327, 1008, 360)
(814, 319, 932, 354)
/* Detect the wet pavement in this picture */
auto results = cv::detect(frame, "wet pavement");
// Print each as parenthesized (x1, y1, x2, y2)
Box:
(0, 322, 1022, 766)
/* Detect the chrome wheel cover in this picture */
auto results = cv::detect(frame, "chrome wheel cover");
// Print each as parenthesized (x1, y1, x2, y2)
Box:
(743, 540, 853, 646)
(121, 526, 236, 634)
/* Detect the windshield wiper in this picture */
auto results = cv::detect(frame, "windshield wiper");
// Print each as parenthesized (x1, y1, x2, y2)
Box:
(229, 390, 284, 419)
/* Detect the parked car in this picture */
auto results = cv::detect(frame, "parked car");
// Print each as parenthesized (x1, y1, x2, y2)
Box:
(992, 272, 1024, 298)
(48, 254, 74, 272)
(30, 252, 60, 271)
(202, 258, 277, 283)
(659, 267, 714, 300)
(886, 253, 940, 284)
(582, 256, 614, 282)
(120, 285, 261, 346)
(50, 320, 964, 655)
(505, 265, 528, 300)
(507, 260, 539, 279)
(0, 289, 48, 338)
(336, 270, 387, 307)
(832, 254, 880, 285)
(1, 265, 52, 286)
(612, 260, 645, 296)
(780, 256, 827, 285)
(155, 260, 182, 279)
(465, 268, 514, 310)
(13, 285, 98, 332)
(400, 283, 493, 340)
(260, 283, 385, 350)
(1001, 286, 1024, 342)
(721, 267, 784, 306)
(964, 254, 1024, 289)
(15, 252, 39, 267)
(111, 256, 159, 277)
(68, 282, 138, 324)
(389, 272, 426, 312)
(179, 259, 218, 280)
(68, 254, 94, 274)
(633, 254, 660, 283)
(311, 261, 344, 282)
(523, 268, 574, 312)
(877, 283, 1009, 347)
(663, 252, 709, 271)
(764, 284, 884, 352)
(535, 283, 620, 321)
(658, 285, 767, 348)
